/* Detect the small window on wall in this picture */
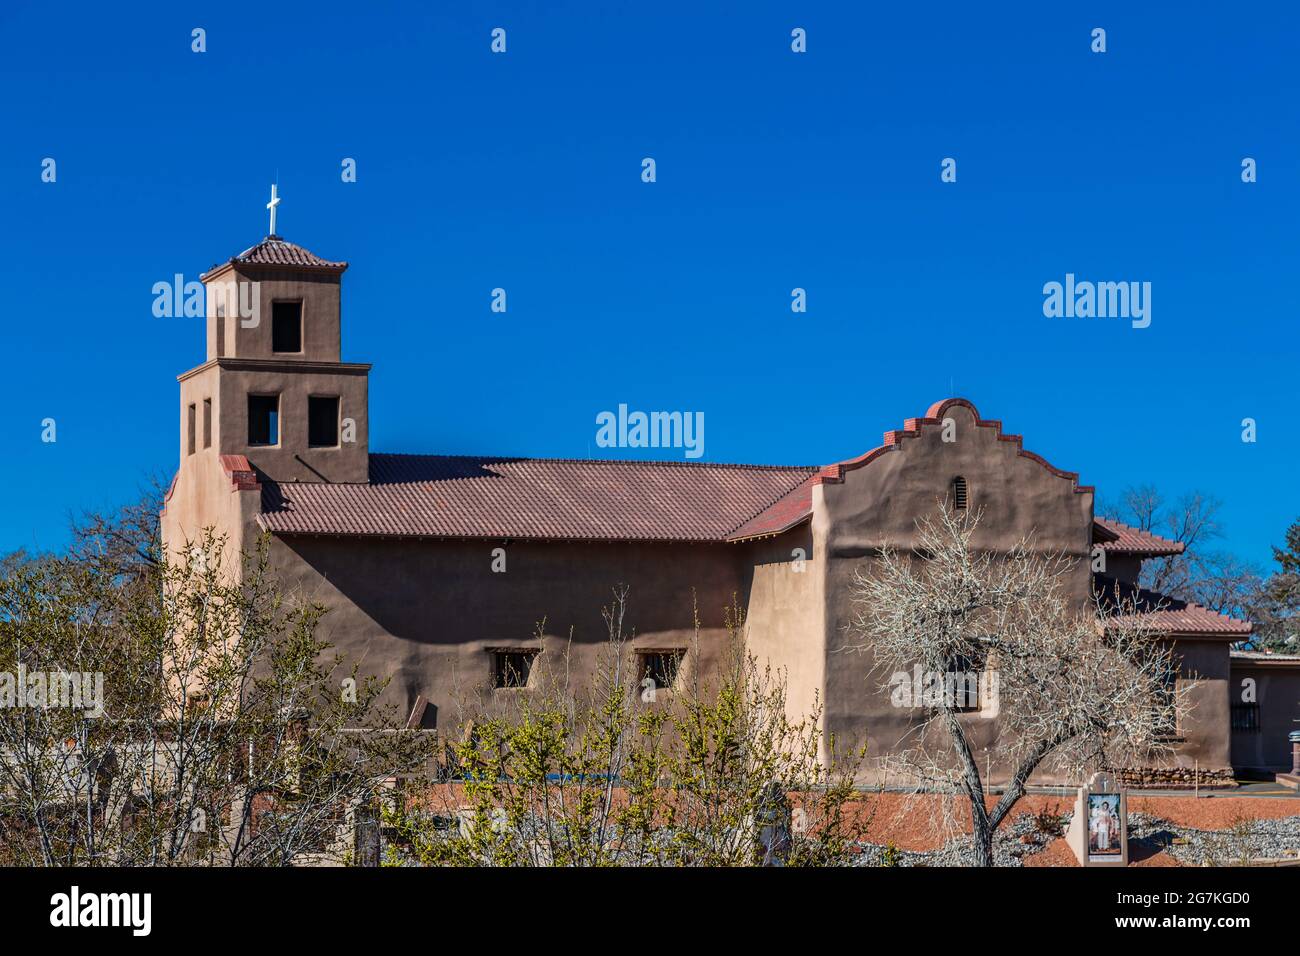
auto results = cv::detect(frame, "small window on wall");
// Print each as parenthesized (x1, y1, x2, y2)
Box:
(493, 650, 537, 689)
(187, 404, 196, 456)
(952, 475, 969, 510)
(639, 651, 684, 692)
(202, 398, 212, 448)
(308, 396, 340, 447)
(248, 394, 279, 446)
(272, 301, 303, 353)
(946, 654, 981, 713)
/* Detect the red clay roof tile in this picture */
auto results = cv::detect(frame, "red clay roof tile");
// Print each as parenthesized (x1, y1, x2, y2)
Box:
(251, 400, 1124, 548)
(727, 477, 816, 541)
(1093, 518, 1184, 556)
(258, 454, 816, 543)
(202, 237, 347, 279)
(1096, 576, 1251, 637)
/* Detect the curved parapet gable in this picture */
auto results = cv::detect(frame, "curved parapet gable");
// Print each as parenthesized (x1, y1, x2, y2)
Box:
(815, 395, 1096, 562)
(727, 397, 1093, 543)
(814, 397, 1093, 496)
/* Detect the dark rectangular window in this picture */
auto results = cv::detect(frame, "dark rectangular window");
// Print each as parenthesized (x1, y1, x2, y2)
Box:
(187, 404, 196, 455)
(954, 653, 984, 712)
(248, 394, 279, 446)
(272, 301, 302, 353)
(925, 652, 984, 713)
(493, 651, 536, 689)
(202, 398, 212, 448)
(308, 396, 340, 447)
(1230, 702, 1260, 732)
(639, 651, 683, 691)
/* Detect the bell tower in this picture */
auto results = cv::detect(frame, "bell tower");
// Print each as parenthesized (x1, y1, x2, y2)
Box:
(175, 188, 371, 490)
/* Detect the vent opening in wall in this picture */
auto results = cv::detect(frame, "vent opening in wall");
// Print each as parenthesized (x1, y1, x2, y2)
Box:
(952, 476, 968, 510)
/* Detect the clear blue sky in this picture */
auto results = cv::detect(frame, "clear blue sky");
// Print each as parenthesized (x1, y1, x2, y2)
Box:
(1, 1, 1296, 567)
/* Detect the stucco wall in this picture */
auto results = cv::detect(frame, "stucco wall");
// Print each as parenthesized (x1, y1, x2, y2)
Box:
(740, 524, 828, 758)
(205, 268, 343, 363)
(1164, 638, 1232, 772)
(816, 402, 1094, 785)
(265, 534, 748, 730)
(214, 360, 370, 483)
(161, 361, 255, 570)
(1231, 661, 1300, 770)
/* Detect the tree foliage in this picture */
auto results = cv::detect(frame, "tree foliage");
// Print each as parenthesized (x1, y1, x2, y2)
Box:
(384, 590, 870, 867)
(0, 531, 429, 866)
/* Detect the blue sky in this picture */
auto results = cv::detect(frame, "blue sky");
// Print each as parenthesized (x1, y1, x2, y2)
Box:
(1, 1, 1296, 567)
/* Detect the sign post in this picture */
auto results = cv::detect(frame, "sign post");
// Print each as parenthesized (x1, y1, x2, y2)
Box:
(1065, 771, 1128, 867)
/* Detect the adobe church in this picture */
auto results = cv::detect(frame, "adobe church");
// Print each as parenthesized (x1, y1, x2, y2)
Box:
(161, 226, 1300, 789)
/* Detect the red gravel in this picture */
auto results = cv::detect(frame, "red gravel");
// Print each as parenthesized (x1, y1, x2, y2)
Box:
(849, 792, 1300, 866)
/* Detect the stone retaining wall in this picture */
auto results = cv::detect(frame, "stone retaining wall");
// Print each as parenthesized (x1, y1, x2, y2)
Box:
(1113, 766, 1237, 789)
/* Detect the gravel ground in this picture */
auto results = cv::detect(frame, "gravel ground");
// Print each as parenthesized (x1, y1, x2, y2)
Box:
(854, 809, 1300, 867)
(1126, 811, 1300, 866)
(854, 810, 1067, 866)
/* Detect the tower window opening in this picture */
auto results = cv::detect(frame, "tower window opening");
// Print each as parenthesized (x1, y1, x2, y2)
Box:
(248, 394, 279, 446)
(308, 396, 340, 447)
(272, 301, 303, 353)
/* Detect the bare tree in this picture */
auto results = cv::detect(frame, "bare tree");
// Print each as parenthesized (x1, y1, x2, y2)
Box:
(1098, 485, 1224, 595)
(1101, 484, 1289, 648)
(850, 504, 1183, 867)
(0, 531, 430, 866)
(68, 473, 169, 578)
(1180, 551, 1266, 620)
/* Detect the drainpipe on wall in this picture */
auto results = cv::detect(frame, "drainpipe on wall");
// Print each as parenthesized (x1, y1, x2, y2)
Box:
(1289, 731, 1300, 776)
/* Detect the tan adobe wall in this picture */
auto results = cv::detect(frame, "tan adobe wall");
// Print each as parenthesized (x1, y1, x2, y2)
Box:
(816, 401, 1094, 785)
(741, 523, 828, 760)
(215, 360, 370, 484)
(264, 533, 749, 729)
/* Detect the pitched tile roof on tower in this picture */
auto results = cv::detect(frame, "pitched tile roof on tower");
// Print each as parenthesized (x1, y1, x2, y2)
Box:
(257, 454, 818, 543)
(1096, 576, 1252, 637)
(1093, 518, 1184, 556)
(201, 236, 347, 279)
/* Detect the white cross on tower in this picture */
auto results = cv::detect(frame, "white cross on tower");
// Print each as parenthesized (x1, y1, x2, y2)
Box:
(266, 184, 281, 237)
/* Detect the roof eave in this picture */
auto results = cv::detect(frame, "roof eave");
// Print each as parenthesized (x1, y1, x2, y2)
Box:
(726, 513, 812, 543)
(259, 526, 737, 546)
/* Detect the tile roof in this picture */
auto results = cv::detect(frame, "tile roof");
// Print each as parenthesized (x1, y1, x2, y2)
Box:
(1230, 650, 1300, 663)
(727, 477, 816, 541)
(258, 454, 817, 543)
(1096, 576, 1252, 637)
(249, 399, 1139, 548)
(1093, 518, 1184, 556)
(202, 236, 347, 279)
